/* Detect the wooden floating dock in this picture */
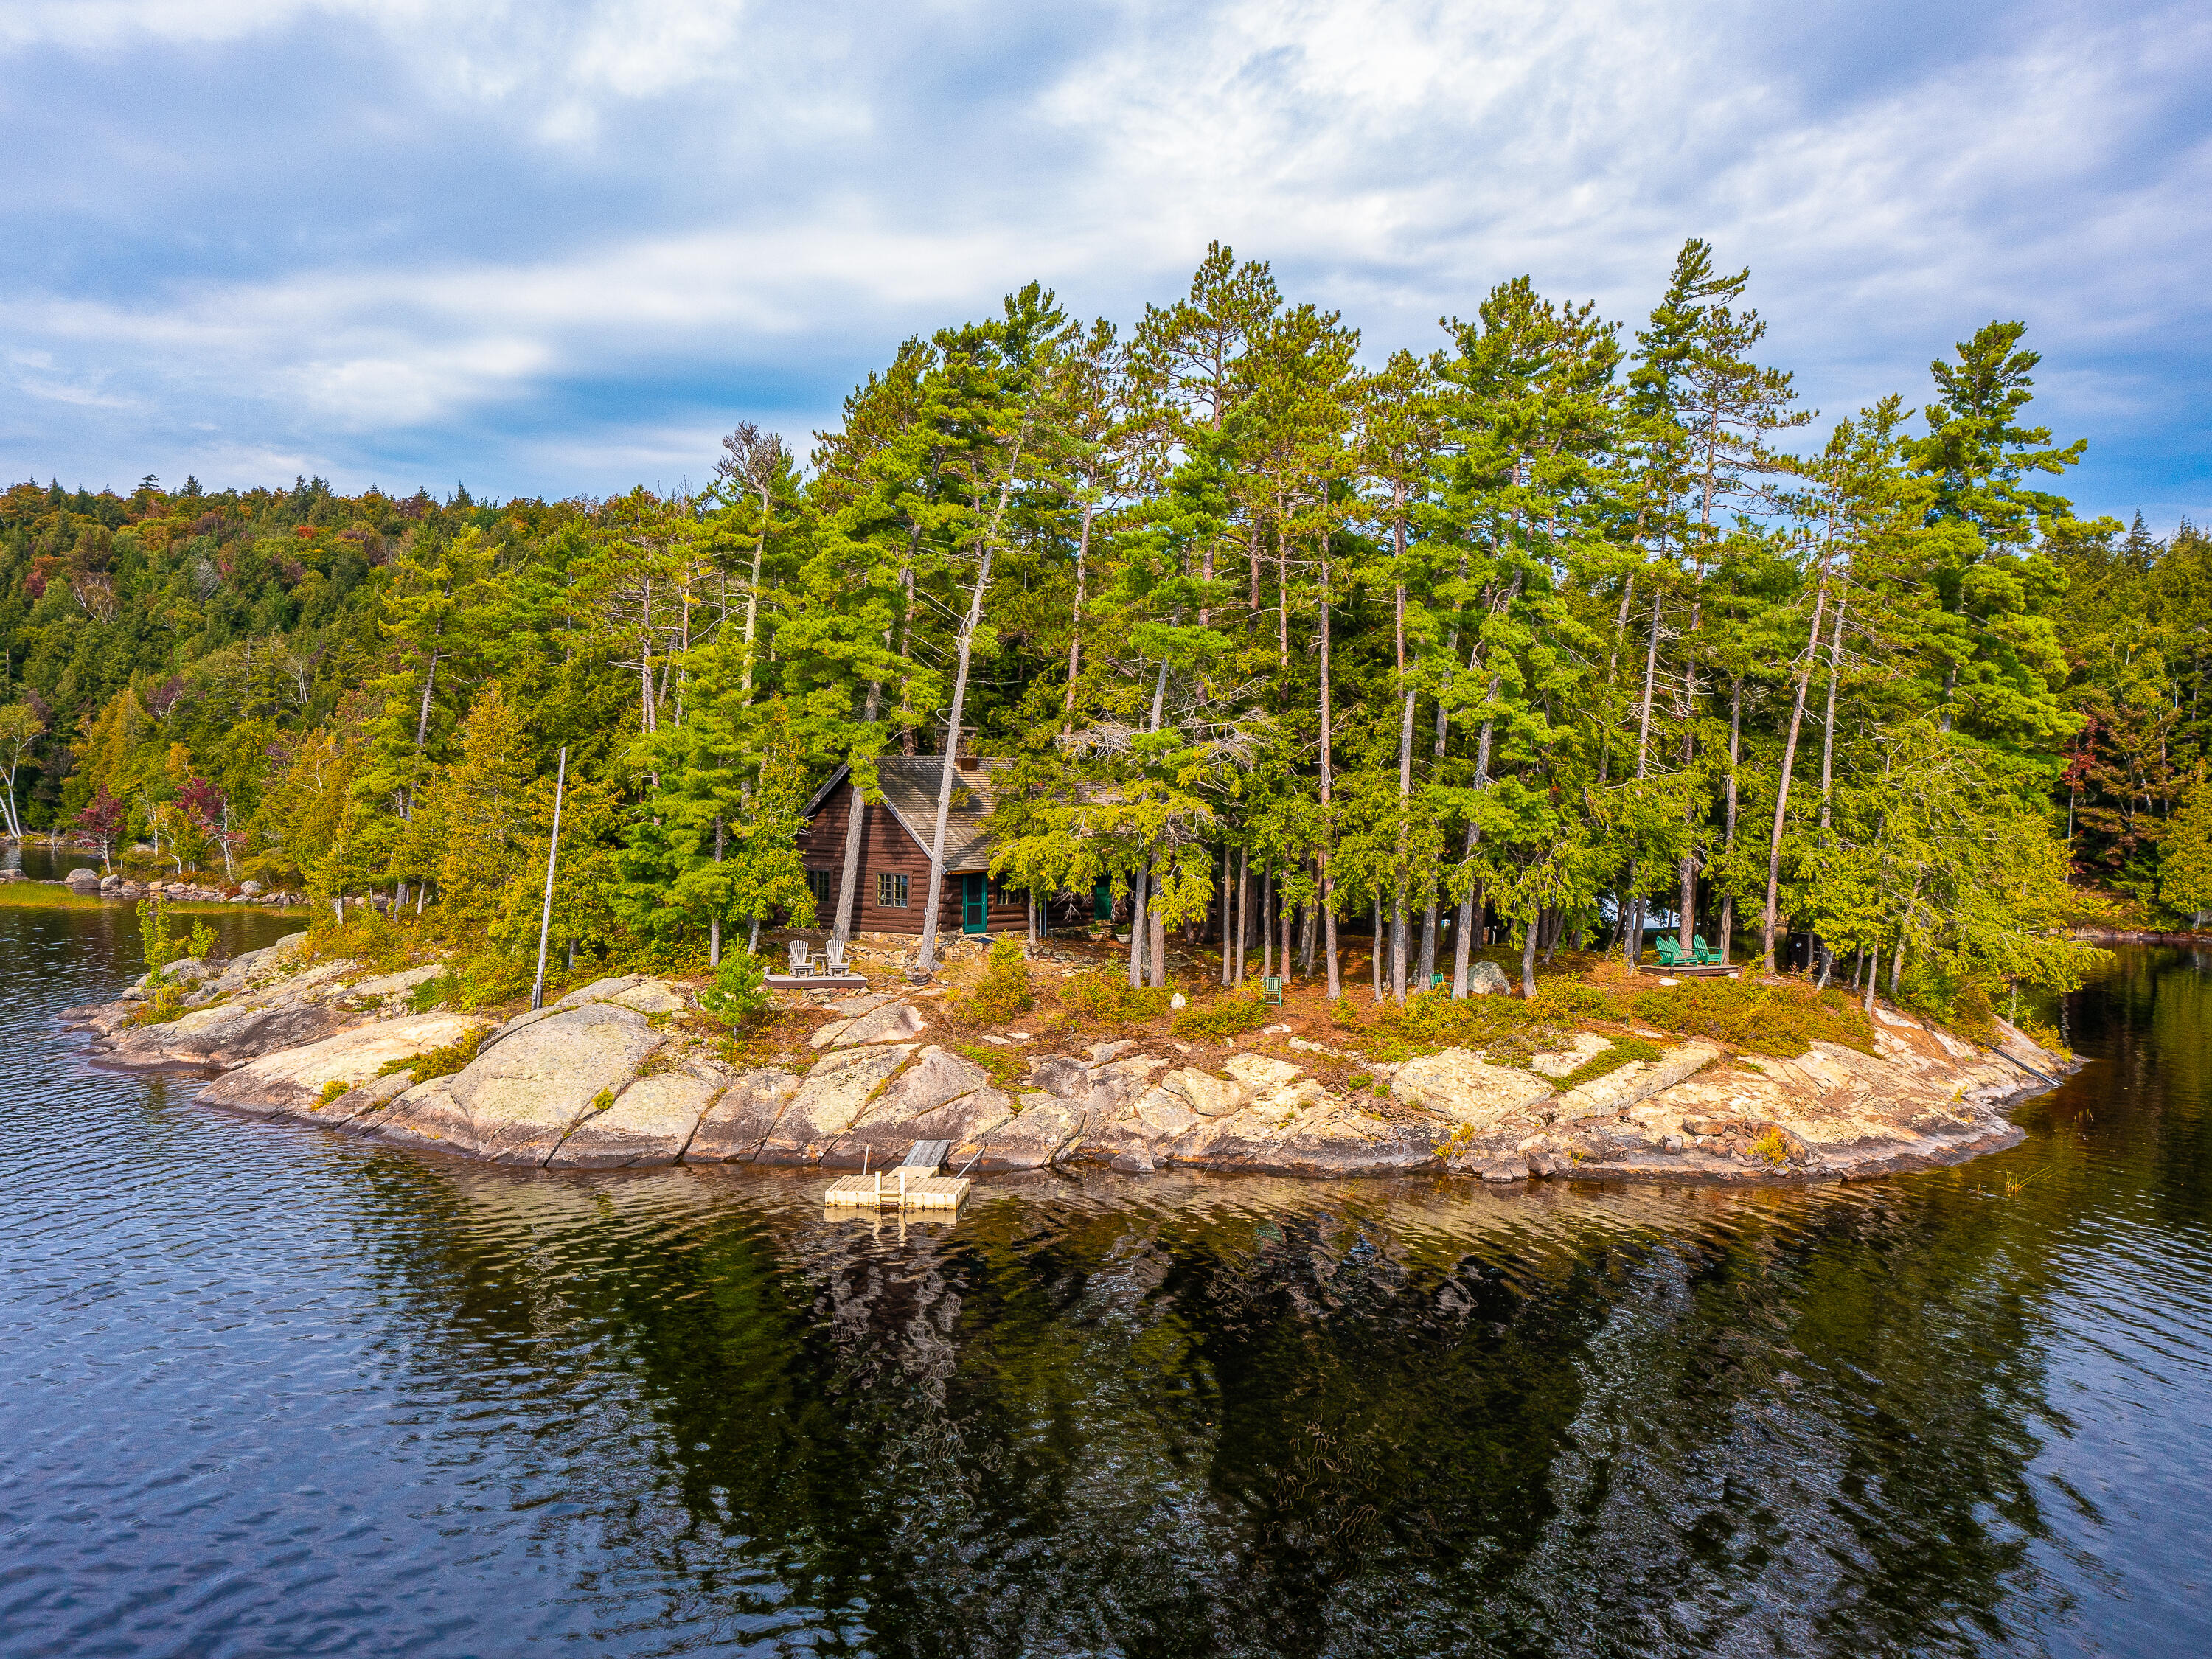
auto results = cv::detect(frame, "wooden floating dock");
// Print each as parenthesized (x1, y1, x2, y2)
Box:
(824, 1171, 972, 1211)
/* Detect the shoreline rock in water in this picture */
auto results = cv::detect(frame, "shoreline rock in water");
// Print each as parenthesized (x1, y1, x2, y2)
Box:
(59, 943, 2076, 1186)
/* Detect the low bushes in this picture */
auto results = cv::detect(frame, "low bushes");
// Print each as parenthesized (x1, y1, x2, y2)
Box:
(138, 900, 214, 978)
(954, 939, 1034, 1025)
(1944, 979, 1998, 1046)
(954, 1041, 1029, 1091)
(1551, 1033, 1663, 1090)
(128, 984, 186, 1027)
(1352, 989, 1563, 1065)
(1527, 980, 1618, 1023)
(1171, 993, 1271, 1040)
(408, 973, 461, 1014)
(1630, 975, 1872, 1056)
(1063, 970, 1172, 1029)
(378, 1026, 484, 1082)
(698, 950, 773, 1031)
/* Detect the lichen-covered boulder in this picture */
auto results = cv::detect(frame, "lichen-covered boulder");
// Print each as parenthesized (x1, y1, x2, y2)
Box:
(833, 1001, 925, 1046)
(968, 1096, 1088, 1172)
(1530, 1032, 1611, 1079)
(1390, 1047, 1553, 1127)
(1467, 961, 1512, 996)
(1153, 1065, 1247, 1119)
(831, 1048, 1015, 1166)
(1221, 1054, 1326, 1123)
(754, 1044, 915, 1164)
(101, 1000, 358, 1071)
(307, 1069, 418, 1133)
(1552, 1039, 1719, 1121)
(608, 979, 687, 1015)
(547, 1057, 734, 1169)
(365, 1001, 659, 1165)
(196, 1012, 489, 1114)
(684, 1068, 801, 1163)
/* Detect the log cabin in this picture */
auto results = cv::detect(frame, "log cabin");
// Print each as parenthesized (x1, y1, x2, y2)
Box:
(795, 754, 1034, 939)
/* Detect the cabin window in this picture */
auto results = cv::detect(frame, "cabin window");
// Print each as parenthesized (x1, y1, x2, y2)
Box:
(876, 872, 908, 908)
(805, 869, 832, 910)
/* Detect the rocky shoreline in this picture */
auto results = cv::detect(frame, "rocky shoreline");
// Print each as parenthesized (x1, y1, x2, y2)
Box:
(2, 866, 310, 905)
(2072, 926, 2211, 947)
(58, 933, 2080, 1189)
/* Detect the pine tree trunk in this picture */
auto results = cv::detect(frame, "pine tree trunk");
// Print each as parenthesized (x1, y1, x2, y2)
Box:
(1391, 899, 1408, 1003)
(1220, 843, 1232, 986)
(1419, 617, 1456, 980)
(916, 431, 1023, 975)
(1128, 863, 1149, 989)
(709, 814, 724, 967)
(413, 643, 440, 751)
(1260, 868, 1273, 981)
(1453, 702, 1498, 997)
(1677, 830, 1697, 956)
(1235, 847, 1249, 987)
(1319, 554, 1340, 998)
(1819, 597, 1847, 830)
(1719, 678, 1740, 961)
(1149, 861, 1168, 990)
(832, 681, 881, 942)
(1062, 498, 1093, 731)
(1598, 574, 1635, 785)
(1634, 591, 1662, 777)
(740, 483, 766, 700)
(1762, 578, 1831, 971)
(1622, 590, 1665, 969)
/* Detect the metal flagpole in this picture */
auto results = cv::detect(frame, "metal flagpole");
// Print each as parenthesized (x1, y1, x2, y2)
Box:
(530, 746, 568, 1012)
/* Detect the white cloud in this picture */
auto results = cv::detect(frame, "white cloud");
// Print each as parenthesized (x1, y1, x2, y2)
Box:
(0, 1, 825, 145)
(0, 0, 2205, 516)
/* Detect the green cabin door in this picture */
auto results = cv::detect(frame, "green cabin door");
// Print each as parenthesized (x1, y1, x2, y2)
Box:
(961, 874, 988, 934)
(1093, 880, 1112, 922)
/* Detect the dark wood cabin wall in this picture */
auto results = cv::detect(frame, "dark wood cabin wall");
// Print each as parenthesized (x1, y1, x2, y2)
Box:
(793, 782, 1030, 938)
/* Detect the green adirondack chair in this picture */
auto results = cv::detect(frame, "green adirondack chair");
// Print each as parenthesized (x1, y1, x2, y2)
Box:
(1691, 933, 1718, 965)
(1653, 936, 1683, 968)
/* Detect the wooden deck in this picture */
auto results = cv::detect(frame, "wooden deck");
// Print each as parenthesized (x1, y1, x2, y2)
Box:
(766, 973, 869, 990)
(824, 1172, 972, 1211)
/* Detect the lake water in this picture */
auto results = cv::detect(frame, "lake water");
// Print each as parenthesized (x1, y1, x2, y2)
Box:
(4, 888, 2208, 1657)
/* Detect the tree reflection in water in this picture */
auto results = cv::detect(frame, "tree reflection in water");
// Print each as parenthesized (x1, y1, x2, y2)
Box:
(341, 1037, 2203, 1659)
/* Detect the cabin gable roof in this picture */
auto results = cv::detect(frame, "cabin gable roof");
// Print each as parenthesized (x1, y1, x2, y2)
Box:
(803, 755, 1009, 874)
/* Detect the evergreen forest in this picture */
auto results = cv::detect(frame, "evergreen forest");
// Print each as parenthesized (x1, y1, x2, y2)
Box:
(5, 240, 2208, 1015)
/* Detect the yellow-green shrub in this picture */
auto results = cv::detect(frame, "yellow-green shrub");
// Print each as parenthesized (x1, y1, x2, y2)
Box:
(378, 1026, 484, 1082)
(1063, 970, 1172, 1028)
(1171, 993, 1270, 1039)
(956, 939, 1034, 1025)
(1630, 976, 1871, 1056)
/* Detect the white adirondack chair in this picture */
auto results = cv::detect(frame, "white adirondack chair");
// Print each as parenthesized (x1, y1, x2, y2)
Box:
(824, 938, 848, 978)
(786, 938, 813, 977)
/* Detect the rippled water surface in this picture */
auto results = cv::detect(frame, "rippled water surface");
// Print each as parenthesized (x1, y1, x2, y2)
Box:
(4, 895, 2209, 1658)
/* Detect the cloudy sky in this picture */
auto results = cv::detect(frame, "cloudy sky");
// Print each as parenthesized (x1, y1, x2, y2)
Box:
(3, 0, 2206, 527)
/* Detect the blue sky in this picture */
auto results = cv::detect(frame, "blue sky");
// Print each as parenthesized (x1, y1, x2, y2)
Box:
(3, 0, 2207, 529)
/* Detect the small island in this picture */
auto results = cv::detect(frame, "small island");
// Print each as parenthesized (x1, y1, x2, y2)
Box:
(11, 240, 2202, 1201)
(61, 918, 2070, 1187)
